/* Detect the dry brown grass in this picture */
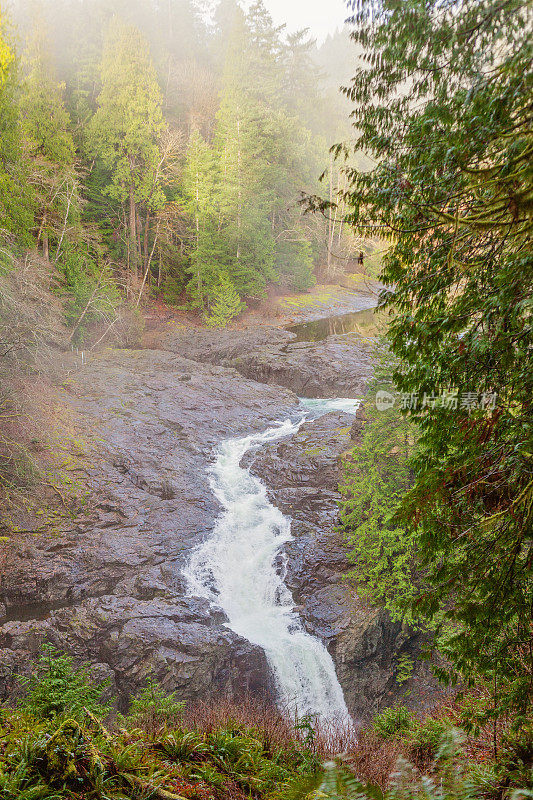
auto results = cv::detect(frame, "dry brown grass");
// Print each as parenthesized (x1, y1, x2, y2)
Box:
(0, 252, 95, 540)
(0, 250, 66, 375)
(183, 695, 358, 759)
(346, 730, 407, 788)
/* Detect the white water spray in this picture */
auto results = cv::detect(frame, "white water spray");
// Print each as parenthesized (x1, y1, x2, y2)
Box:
(184, 398, 359, 723)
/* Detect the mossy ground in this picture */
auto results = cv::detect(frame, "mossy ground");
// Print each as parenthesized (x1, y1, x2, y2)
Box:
(1, 645, 531, 799)
(0, 705, 323, 800)
(278, 288, 339, 310)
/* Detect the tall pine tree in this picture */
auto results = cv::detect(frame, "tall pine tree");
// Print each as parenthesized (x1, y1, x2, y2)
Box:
(0, 3, 32, 245)
(86, 19, 165, 277)
(182, 128, 221, 306)
(20, 22, 77, 260)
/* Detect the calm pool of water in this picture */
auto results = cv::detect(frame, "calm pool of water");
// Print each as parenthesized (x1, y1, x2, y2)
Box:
(287, 307, 384, 342)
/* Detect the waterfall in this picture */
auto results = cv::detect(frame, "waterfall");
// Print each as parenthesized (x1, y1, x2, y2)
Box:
(184, 399, 359, 724)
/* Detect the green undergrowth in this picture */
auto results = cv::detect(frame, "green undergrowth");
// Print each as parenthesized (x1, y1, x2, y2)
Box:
(0, 647, 323, 800)
(0, 711, 321, 800)
(1, 646, 531, 800)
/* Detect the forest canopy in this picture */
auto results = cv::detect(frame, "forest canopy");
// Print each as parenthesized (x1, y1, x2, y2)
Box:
(1, 0, 360, 328)
(335, 0, 533, 729)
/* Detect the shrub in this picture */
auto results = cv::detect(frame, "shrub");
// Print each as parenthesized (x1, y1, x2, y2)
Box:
(205, 273, 245, 328)
(314, 729, 501, 800)
(408, 717, 450, 763)
(373, 706, 414, 739)
(123, 677, 184, 734)
(500, 723, 533, 791)
(18, 644, 110, 721)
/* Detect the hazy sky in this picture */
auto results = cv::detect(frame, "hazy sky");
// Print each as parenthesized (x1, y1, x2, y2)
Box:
(244, 0, 350, 42)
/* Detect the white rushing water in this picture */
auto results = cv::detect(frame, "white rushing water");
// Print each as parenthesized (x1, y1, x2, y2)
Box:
(184, 398, 359, 723)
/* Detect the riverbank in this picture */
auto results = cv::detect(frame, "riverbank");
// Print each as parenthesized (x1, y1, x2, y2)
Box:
(142, 279, 383, 341)
(0, 283, 435, 725)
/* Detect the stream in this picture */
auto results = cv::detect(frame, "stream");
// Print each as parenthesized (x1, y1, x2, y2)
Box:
(287, 306, 384, 343)
(184, 398, 360, 724)
(2, 293, 413, 721)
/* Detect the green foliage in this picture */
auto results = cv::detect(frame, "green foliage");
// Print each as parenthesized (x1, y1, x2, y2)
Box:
(165, 2, 330, 307)
(0, 4, 13, 85)
(18, 644, 110, 722)
(58, 241, 120, 337)
(338, 0, 533, 722)
(159, 724, 320, 798)
(372, 705, 450, 763)
(20, 26, 75, 166)
(0, 11, 33, 244)
(373, 706, 413, 739)
(122, 677, 184, 733)
(18, 21, 80, 267)
(42, 718, 105, 789)
(1, 650, 531, 800)
(86, 17, 166, 275)
(205, 273, 245, 327)
(500, 723, 533, 791)
(181, 128, 219, 304)
(0, 677, 323, 799)
(395, 654, 414, 688)
(277, 236, 316, 291)
(87, 18, 166, 203)
(340, 354, 418, 620)
(1, 0, 357, 321)
(408, 717, 451, 764)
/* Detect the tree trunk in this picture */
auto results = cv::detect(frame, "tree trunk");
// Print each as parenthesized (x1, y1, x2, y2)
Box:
(236, 117, 242, 261)
(129, 187, 138, 276)
(136, 220, 160, 308)
(43, 228, 49, 261)
(137, 209, 142, 262)
(143, 209, 151, 273)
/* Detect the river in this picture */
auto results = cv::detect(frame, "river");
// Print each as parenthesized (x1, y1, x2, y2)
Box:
(184, 398, 360, 724)
(3, 291, 420, 722)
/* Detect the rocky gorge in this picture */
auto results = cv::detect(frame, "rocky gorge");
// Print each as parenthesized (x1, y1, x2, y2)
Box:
(0, 288, 437, 725)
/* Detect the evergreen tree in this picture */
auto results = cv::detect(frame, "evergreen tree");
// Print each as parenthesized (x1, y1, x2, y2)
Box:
(339, 0, 533, 723)
(182, 128, 220, 306)
(246, 0, 285, 105)
(0, 3, 33, 244)
(212, 10, 277, 298)
(205, 272, 244, 328)
(20, 23, 75, 163)
(209, 3, 319, 299)
(0, 0, 353, 317)
(20, 22, 77, 260)
(86, 18, 166, 276)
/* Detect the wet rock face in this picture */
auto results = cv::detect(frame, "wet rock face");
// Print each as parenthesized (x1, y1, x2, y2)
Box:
(0, 349, 295, 706)
(250, 412, 441, 723)
(0, 297, 439, 722)
(161, 322, 375, 399)
(1, 597, 273, 709)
